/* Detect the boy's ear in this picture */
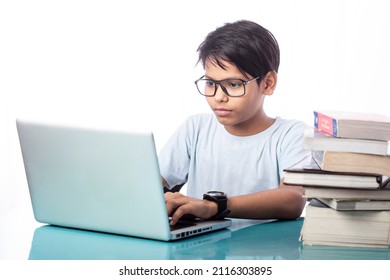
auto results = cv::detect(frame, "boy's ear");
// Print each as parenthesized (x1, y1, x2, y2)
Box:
(262, 71, 277, 95)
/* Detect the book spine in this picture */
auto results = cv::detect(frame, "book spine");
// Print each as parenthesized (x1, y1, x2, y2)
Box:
(314, 111, 338, 137)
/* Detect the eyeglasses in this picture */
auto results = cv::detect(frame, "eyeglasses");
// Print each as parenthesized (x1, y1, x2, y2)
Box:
(194, 76, 260, 97)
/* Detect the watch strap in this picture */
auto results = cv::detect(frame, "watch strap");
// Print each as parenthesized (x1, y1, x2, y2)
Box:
(213, 209, 231, 220)
(203, 192, 230, 220)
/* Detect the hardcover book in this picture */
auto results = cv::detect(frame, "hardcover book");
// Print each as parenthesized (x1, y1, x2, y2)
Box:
(283, 162, 389, 190)
(313, 150, 390, 177)
(303, 127, 390, 156)
(313, 110, 390, 141)
(317, 198, 390, 211)
(303, 186, 390, 200)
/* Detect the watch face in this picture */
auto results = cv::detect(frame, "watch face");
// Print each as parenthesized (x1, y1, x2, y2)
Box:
(207, 191, 226, 198)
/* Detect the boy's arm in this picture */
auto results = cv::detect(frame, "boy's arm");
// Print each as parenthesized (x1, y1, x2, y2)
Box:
(227, 181, 305, 220)
(165, 180, 305, 225)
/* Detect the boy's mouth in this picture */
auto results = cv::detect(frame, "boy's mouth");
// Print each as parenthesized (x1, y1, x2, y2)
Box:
(214, 108, 232, 117)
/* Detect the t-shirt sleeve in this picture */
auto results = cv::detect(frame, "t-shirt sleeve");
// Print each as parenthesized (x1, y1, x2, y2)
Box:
(278, 121, 312, 177)
(158, 117, 195, 189)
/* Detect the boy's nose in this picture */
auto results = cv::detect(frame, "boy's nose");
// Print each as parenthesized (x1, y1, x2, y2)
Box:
(214, 85, 228, 102)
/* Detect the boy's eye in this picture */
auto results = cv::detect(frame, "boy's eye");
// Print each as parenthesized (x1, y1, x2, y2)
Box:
(227, 80, 243, 89)
(205, 81, 215, 87)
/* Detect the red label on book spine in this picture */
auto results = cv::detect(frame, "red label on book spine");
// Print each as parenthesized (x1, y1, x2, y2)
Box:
(314, 111, 338, 136)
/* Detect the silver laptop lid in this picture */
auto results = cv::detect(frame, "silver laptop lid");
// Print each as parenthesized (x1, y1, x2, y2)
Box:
(17, 119, 171, 241)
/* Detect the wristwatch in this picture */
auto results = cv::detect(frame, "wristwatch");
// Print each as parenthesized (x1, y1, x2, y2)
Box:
(203, 191, 231, 220)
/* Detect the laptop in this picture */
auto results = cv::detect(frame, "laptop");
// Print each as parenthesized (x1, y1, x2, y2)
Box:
(16, 119, 231, 241)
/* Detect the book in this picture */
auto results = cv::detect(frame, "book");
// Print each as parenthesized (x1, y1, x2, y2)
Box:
(314, 110, 390, 141)
(303, 127, 390, 156)
(301, 200, 390, 248)
(283, 163, 389, 190)
(313, 150, 390, 177)
(303, 186, 390, 200)
(317, 198, 390, 211)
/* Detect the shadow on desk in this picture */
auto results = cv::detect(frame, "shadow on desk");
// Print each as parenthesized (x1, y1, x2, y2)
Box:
(28, 218, 390, 260)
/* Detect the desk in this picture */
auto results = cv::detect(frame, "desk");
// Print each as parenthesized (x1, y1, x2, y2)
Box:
(1, 182, 389, 260)
(21, 219, 390, 260)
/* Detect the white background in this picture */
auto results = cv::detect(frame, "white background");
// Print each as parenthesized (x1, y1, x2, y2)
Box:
(1, 0, 390, 261)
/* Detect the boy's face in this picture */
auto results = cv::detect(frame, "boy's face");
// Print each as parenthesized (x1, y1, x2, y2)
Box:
(203, 59, 274, 136)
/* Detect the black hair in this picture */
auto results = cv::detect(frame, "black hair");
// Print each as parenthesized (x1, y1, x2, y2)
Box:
(197, 20, 280, 81)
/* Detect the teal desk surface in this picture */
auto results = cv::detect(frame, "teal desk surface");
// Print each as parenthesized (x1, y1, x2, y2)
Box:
(24, 218, 390, 260)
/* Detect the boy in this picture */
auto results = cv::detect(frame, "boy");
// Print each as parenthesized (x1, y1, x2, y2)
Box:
(160, 20, 310, 226)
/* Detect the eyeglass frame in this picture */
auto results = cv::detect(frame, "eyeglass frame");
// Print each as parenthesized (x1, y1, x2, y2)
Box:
(194, 75, 260, 97)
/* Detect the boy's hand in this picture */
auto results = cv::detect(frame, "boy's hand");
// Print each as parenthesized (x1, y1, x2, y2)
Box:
(164, 192, 217, 226)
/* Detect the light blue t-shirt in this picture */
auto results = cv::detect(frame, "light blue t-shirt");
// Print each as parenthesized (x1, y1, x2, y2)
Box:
(159, 114, 311, 199)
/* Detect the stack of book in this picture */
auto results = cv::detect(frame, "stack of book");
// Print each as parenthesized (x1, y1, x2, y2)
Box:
(284, 110, 390, 248)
